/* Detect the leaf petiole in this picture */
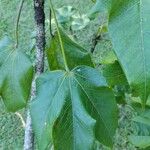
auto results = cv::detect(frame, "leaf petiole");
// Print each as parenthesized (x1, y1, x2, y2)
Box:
(15, 0, 25, 48)
(48, 0, 69, 72)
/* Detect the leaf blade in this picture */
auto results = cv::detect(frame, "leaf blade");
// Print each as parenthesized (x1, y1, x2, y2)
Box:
(31, 66, 118, 149)
(30, 71, 68, 149)
(97, 0, 150, 105)
(46, 30, 94, 70)
(0, 41, 33, 111)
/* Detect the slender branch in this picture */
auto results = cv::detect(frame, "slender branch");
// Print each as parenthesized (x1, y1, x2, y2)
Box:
(48, 0, 69, 71)
(90, 26, 104, 53)
(15, 112, 25, 128)
(15, 0, 25, 48)
(24, 0, 45, 149)
(90, 34, 102, 53)
(49, 9, 54, 37)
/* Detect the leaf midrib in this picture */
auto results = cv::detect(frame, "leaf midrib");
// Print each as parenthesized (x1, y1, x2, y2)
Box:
(139, 0, 147, 102)
(68, 77, 76, 150)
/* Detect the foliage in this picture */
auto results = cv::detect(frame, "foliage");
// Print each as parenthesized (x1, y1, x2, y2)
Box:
(0, 36, 33, 111)
(31, 66, 118, 149)
(46, 30, 94, 70)
(91, 0, 150, 107)
(1, 0, 150, 149)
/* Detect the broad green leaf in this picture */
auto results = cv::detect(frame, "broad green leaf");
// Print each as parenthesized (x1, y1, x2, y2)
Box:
(31, 66, 118, 149)
(0, 38, 33, 112)
(101, 60, 129, 104)
(30, 71, 68, 149)
(0, 36, 10, 50)
(99, 0, 150, 106)
(129, 136, 150, 149)
(88, 0, 113, 20)
(113, 85, 129, 104)
(91, 0, 96, 3)
(130, 98, 150, 114)
(131, 95, 150, 112)
(88, 0, 106, 19)
(144, 147, 150, 150)
(99, 50, 128, 104)
(46, 30, 94, 70)
(100, 50, 117, 64)
(129, 110, 150, 149)
(102, 61, 128, 87)
(133, 116, 150, 127)
(133, 109, 150, 127)
(99, 24, 108, 34)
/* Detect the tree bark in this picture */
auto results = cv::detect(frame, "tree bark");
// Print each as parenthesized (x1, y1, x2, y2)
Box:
(23, 0, 45, 149)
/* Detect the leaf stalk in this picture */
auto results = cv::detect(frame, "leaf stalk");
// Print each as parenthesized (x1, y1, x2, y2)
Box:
(48, 0, 69, 72)
(15, 0, 25, 48)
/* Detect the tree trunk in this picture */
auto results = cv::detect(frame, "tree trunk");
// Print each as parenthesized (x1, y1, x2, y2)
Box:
(23, 0, 45, 149)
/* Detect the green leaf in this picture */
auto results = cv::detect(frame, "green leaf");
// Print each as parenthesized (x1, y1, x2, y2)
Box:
(131, 95, 150, 112)
(91, 0, 96, 3)
(133, 109, 150, 127)
(133, 116, 150, 127)
(0, 38, 33, 112)
(100, 50, 117, 65)
(129, 136, 150, 149)
(101, 60, 129, 104)
(144, 146, 150, 150)
(129, 110, 150, 149)
(102, 61, 128, 87)
(31, 66, 118, 149)
(100, 0, 150, 106)
(46, 30, 94, 70)
(0, 36, 10, 50)
(88, 0, 106, 19)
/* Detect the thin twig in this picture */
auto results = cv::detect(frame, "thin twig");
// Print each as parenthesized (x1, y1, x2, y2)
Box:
(48, 0, 69, 71)
(15, 0, 25, 48)
(90, 25, 105, 53)
(90, 34, 102, 53)
(15, 112, 25, 128)
(49, 9, 54, 37)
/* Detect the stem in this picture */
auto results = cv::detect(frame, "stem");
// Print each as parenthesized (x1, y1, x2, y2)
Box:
(24, 78, 37, 150)
(90, 34, 101, 53)
(24, 0, 45, 149)
(15, 0, 25, 48)
(15, 112, 25, 128)
(90, 26, 103, 53)
(48, 0, 69, 71)
(49, 10, 54, 37)
(24, 110, 35, 150)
